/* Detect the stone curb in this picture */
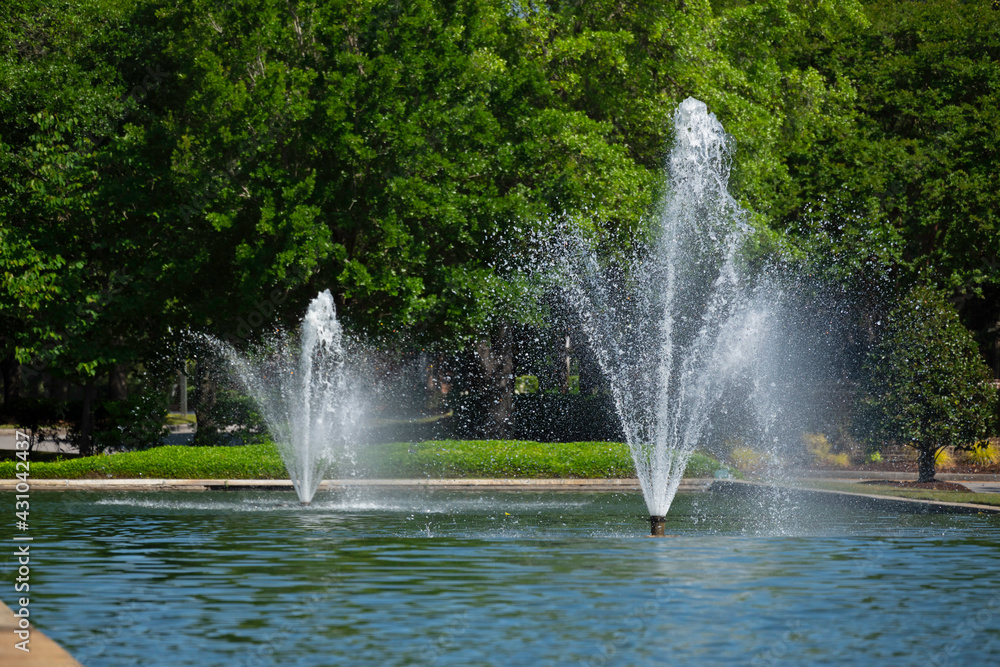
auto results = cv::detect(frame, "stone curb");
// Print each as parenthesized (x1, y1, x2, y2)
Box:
(4, 476, 996, 512)
(0, 600, 81, 666)
(0, 478, 713, 493)
(715, 479, 1000, 514)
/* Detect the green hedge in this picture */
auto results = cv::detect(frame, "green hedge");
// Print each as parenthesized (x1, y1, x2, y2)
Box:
(362, 440, 723, 478)
(1, 440, 727, 480)
(3, 444, 287, 480)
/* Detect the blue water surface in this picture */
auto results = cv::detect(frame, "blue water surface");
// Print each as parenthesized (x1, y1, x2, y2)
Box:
(15, 489, 1000, 666)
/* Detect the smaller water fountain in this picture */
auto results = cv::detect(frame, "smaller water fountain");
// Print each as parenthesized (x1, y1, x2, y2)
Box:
(220, 290, 363, 504)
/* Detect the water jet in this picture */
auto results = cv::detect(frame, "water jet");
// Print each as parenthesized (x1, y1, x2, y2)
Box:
(550, 98, 776, 531)
(217, 289, 363, 504)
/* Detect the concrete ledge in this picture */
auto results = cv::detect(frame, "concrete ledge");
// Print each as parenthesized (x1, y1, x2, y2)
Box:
(711, 479, 1000, 514)
(1, 478, 993, 512)
(0, 600, 81, 666)
(0, 477, 713, 493)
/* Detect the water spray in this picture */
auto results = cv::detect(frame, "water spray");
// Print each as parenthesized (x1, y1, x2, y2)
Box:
(216, 289, 362, 505)
(549, 97, 770, 524)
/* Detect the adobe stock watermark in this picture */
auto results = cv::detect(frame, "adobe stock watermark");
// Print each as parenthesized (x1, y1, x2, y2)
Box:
(73, 590, 153, 664)
(241, 574, 343, 667)
(750, 620, 808, 666)
(11, 429, 32, 653)
(220, 264, 314, 348)
(852, 532, 902, 577)
(581, 580, 676, 666)
(72, 531, 213, 662)
(85, 65, 169, 149)
(22, 273, 134, 376)
(177, 104, 292, 226)
(123, 65, 169, 106)
(419, 609, 470, 664)
(928, 591, 1000, 666)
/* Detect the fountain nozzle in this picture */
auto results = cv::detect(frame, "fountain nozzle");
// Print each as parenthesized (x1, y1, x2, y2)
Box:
(649, 515, 666, 537)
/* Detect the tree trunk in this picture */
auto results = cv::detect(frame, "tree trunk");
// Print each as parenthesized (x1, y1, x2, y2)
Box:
(78, 378, 98, 457)
(1, 352, 21, 405)
(192, 361, 218, 445)
(424, 355, 451, 414)
(991, 329, 1000, 382)
(555, 327, 571, 394)
(178, 369, 188, 416)
(108, 364, 128, 401)
(474, 326, 514, 438)
(576, 335, 602, 396)
(559, 331, 573, 394)
(917, 446, 937, 483)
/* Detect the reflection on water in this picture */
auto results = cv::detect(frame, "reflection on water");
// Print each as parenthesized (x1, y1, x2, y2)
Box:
(22, 490, 1000, 666)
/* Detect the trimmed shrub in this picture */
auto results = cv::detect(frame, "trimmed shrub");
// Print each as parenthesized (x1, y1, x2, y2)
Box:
(0, 440, 729, 480)
(190, 388, 269, 446)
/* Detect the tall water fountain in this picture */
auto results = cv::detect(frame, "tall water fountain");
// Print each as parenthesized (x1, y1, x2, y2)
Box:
(220, 290, 362, 504)
(552, 98, 776, 532)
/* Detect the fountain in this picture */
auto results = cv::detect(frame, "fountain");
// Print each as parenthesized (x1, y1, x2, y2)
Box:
(549, 98, 776, 532)
(219, 289, 362, 504)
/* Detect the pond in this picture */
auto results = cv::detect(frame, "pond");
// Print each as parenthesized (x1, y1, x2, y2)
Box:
(25, 489, 1000, 665)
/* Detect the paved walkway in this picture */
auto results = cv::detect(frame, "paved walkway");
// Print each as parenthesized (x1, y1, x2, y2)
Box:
(962, 481, 1000, 494)
(714, 479, 1000, 514)
(0, 429, 73, 454)
(801, 477, 1000, 495)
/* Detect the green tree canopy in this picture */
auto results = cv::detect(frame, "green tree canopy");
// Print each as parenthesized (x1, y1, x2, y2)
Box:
(766, 0, 1000, 361)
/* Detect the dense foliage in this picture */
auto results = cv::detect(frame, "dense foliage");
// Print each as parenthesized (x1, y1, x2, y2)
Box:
(1, 0, 998, 451)
(773, 0, 1000, 334)
(0, 0, 868, 348)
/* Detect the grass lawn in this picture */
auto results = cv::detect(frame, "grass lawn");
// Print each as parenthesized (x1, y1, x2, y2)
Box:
(800, 480, 1000, 509)
(0, 440, 728, 480)
(165, 412, 197, 426)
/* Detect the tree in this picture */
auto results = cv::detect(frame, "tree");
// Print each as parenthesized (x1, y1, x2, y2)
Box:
(0, 0, 154, 451)
(854, 285, 997, 482)
(766, 0, 1000, 374)
(851, 1, 1000, 298)
(0, 0, 328, 448)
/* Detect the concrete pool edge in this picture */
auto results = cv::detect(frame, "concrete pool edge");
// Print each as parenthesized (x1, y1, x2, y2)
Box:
(0, 600, 82, 666)
(712, 479, 1000, 514)
(3, 476, 999, 513)
(0, 477, 702, 492)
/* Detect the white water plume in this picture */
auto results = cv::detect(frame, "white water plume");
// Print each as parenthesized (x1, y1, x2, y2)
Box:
(549, 98, 779, 516)
(217, 290, 364, 503)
